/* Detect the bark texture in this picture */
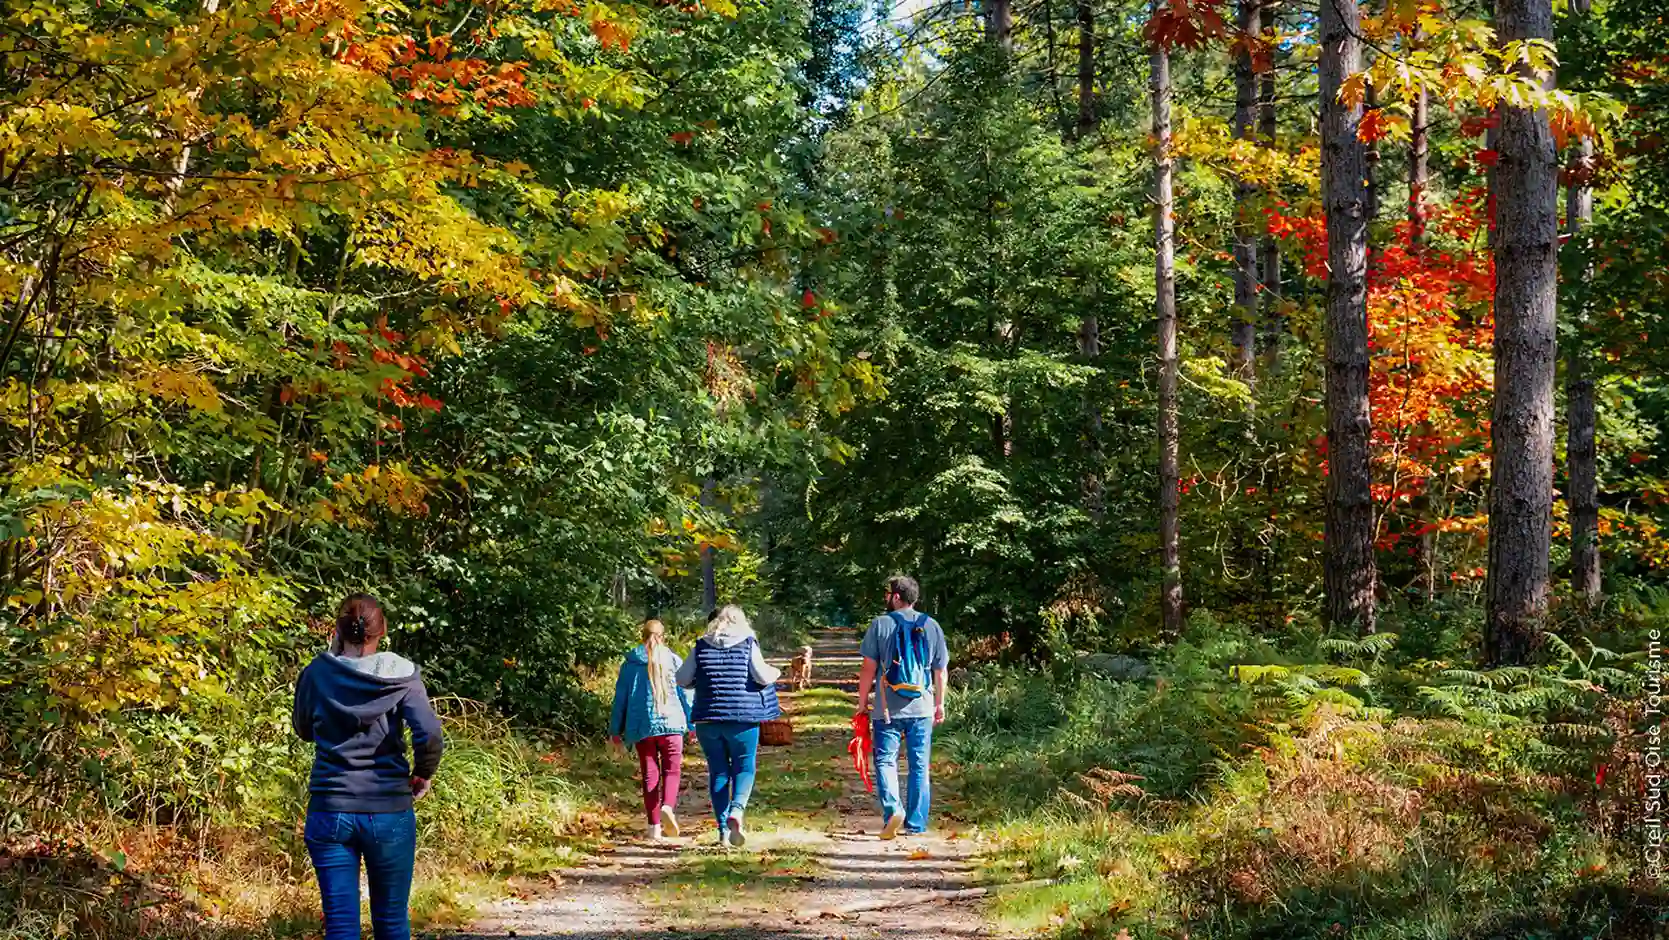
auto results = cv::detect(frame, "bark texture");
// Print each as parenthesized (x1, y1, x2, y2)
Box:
(1408, 63, 1434, 599)
(1153, 35, 1183, 639)
(1258, 0, 1282, 348)
(1319, 0, 1377, 634)
(1567, 134, 1600, 603)
(1231, 0, 1260, 386)
(1408, 80, 1429, 246)
(1080, 310, 1105, 516)
(1077, 0, 1097, 136)
(989, 0, 1014, 51)
(1485, 0, 1558, 665)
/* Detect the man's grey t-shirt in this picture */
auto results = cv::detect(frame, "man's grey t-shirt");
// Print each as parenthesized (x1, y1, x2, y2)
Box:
(861, 609, 949, 720)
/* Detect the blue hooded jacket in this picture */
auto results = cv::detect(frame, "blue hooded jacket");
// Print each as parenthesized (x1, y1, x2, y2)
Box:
(610, 644, 694, 745)
(292, 650, 444, 814)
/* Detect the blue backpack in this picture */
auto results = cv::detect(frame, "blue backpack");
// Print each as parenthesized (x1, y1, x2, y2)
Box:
(881, 611, 932, 715)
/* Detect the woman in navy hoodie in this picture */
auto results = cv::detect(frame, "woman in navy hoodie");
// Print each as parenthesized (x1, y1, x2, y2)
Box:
(293, 594, 444, 940)
(609, 619, 695, 841)
(675, 604, 780, 847)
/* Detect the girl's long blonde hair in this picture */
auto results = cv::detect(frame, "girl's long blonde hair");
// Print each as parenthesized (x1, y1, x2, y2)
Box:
(642, 619, 674, 711)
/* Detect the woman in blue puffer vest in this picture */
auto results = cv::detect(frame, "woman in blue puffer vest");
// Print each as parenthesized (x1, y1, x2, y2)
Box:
(675, 605, 780, 847)
(610, 619, 694, 841)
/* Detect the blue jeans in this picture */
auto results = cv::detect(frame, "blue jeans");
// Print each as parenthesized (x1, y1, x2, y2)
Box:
(872, 715, 933, 833)
(303, 810, 417, 940)
(694, 722, 759, 827)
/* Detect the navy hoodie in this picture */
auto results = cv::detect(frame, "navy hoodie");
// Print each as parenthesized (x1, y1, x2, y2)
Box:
(292, 650, 445, 813)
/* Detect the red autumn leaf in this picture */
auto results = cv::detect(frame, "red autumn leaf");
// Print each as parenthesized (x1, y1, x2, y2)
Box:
(802, 289, 816, 308)
(670, 131, 695, 145)
(1459, 113, 1500, 138)
(1358, 109, 1392, 144)
(1144, 0, 1227, 51)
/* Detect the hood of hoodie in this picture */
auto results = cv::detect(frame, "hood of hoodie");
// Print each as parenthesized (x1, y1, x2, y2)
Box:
(701, 621, 757, 649)
(329, 649, 418, 679)
(312, 651, 422, 728)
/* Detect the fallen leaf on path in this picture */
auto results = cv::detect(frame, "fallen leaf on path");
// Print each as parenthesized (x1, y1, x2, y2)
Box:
(907, 849, 932, 860)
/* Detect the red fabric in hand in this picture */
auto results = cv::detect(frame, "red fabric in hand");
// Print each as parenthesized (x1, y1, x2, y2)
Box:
(848, 713, 874, 793)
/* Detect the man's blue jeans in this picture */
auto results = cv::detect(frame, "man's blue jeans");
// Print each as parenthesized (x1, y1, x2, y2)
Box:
(303, 810, 417, 940)
(695, 722, 760, 826)
(872, 715, 933, 833)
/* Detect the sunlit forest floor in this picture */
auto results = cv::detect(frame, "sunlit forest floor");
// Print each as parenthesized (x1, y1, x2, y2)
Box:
(455, 627, 1006, 939)
(5, 621, 1667, 940)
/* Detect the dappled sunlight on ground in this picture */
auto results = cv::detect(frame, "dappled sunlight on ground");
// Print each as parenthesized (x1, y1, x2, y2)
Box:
(451, 628, 1007, 939)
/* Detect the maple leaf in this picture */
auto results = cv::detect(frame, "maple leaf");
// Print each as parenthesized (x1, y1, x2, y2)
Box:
(1144, 0, 1227, 51)
(1337, 72, 1369, 109)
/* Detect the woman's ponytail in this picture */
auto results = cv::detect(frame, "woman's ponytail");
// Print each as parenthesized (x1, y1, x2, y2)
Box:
(332, 594, 387, 653)
(641, 620, 673, 711)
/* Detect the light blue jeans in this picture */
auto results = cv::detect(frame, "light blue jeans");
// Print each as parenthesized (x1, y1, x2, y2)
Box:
(694, 722, 759, 827)
(303, 810, 417, 940)
(872, 715, 933, 833)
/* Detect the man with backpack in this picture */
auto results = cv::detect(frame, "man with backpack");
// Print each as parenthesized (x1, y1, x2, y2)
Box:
(854, 575, 949, 840)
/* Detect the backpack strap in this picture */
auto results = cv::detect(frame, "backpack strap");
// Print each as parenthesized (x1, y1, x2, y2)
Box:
(887, 610, 927, 630)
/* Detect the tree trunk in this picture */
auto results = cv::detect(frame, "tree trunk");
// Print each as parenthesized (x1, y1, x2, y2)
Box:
(1408, 78, 1429, 247)
(1257, 0, 1282, 351)
(700, 476, 718, 611)
(1080, 308, 1105, 517)
(1319, 0, 1377, 634)
(1485, 0, 1558, 665)
(1077, 0, 1096, 137)
(1231, 0, 1260, 388)
(1153, 29, 1183, 639)
(162, 0, 223, 212)
(1566, 134, 1600, 603)
(1485, 117, 1500, 249)
(989, 0, 1013, 52)
(1364, 83, 1382, 223)
(1408, 67, 1436, 601)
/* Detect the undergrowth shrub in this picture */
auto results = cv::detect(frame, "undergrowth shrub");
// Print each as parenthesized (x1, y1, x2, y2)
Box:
(955, 599, 1668, 940)
(0, 692, 606, 940)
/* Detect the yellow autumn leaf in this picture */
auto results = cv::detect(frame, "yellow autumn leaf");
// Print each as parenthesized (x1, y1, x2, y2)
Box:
(1337, 72, 1369, 109)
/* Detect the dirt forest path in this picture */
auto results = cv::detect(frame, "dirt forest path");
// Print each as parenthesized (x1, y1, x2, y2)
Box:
(453, 626, 1007, 940)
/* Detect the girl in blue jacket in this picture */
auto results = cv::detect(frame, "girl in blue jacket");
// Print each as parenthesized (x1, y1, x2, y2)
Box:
(610, 619, 695, 841)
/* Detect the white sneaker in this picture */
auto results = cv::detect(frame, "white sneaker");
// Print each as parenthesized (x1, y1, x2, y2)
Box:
(879, 813, 903, 841)
(660, 806, 681, 838)
(726, 813, 747, 848)
(648, 823, 663, 842)
(718, 828, 732, 848)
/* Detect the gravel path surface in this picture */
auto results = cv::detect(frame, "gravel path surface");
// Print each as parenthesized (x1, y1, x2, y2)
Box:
(450, 629, 1005, 940)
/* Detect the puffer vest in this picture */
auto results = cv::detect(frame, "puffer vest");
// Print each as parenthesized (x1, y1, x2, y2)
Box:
(689, 638, 781, 725)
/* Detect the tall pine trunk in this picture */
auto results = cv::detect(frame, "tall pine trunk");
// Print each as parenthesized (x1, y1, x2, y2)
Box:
(1319, 0, 1377, 634)
(1153, 28, 1183, 639)
(1077, 1, 1102, 514)
(1407, 58, 1436, 600)
(989, 0, 1013, 51)
(1080, 306, 1105, 516)
(1231, 0, 1260, 387)
(700, 476, 718, 611)
(1485, 0, 1558, 664)
(1408, 79, 1429, 247)
(1566, 134, 1600, 603)
(1077, 0, 1096, 137)
(1258, 0, 1281, 350)
(1566, 0, 1600, 604)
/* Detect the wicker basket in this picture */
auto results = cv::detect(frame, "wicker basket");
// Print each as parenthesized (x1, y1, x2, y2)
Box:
(760, 717, 794, 747)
